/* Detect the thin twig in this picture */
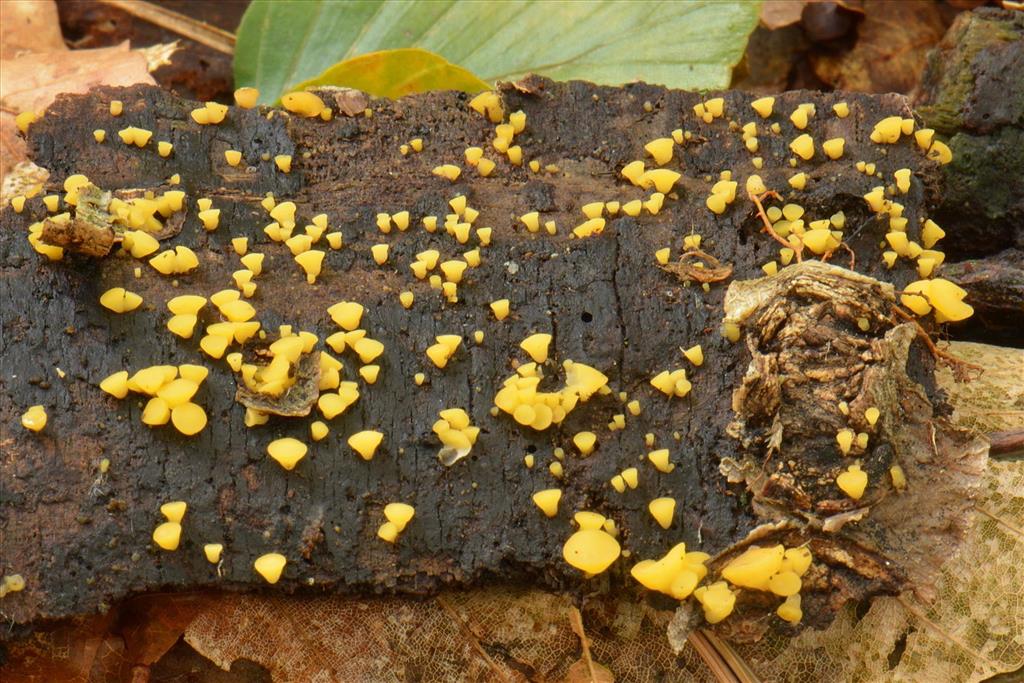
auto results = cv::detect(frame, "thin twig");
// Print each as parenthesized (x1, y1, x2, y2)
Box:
(890, 306, 982, 380)
(97, 0, 235, 55)
(748, 190, 800, 261)
(568, 606, 601, 682)
(687, 630, 741, 683)
(988, 428, 1024, 458)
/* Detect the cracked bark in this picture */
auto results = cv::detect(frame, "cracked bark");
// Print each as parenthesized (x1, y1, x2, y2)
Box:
(0, 78, 979, 639)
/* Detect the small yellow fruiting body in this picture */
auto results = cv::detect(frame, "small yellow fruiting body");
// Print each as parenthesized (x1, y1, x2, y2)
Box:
(161, 501, 187, 523)
(789, 134, 814, 160)
(682, 345, 703, 366)
(171, 402, 207, 436)
(225, 150, 242, 166)
(274, 155, 292, 173)
(152, 522, 182, 551)
(648, 497, 676, 529)
(254, 553, 287, 584)
(204, 543, 224, 563)
(384, 503, 415, 532)
(281, 91, 325, 117)
(751, 96, 774, 118)
(520, 333, 552, 363)
(110, 100, 123, 116)
(573, 431, 597, 457)
(198, 208, 220, 231)
(267, 437, 308, 470)
(822, 138, 845, 159)
(778, 594, 803, 623)
(563, 528, 620, 575)
(15, 110, 39, 134)
(647, 449, 674, 473)
(348, 430, 384, 460)
(645, 138, 675, 166)
(490, 299, 510, 320)
(694, 581, 736, 623)
(21, 405, 47, 432)
(93, 129, 106, 143)
(722, 545, 784, 590)
(234, 87, 259, 108)
(836, 428, 854, 455)
(432, 164, 461, 181)
(99, 287, 143, 313)
(865, 407, 880, 426)
(890, 464, 907, 490)
(837, 464, 868, 499)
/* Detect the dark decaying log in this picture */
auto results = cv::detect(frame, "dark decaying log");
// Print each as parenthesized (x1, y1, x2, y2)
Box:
(0, 78, 984, 636)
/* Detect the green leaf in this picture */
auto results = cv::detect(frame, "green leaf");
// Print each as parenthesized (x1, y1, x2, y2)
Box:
(292, 48, 491, 100)
(234, 0, 762, 103)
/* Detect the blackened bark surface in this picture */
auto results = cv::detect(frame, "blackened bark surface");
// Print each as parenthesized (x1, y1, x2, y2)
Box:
(1, 79, 945, 626)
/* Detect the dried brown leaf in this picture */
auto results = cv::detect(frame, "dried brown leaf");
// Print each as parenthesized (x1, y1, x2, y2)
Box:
(811, 0, 946, 93)
(0, 0, 65, 59)
(565, 659, 615, 683)
(760, 0, 809, 30)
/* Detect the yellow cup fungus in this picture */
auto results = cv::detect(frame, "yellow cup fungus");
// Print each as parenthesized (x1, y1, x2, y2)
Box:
(573, 431, 597, 457)
(520, 333, 552, 363)
(267, 437, 308, 470)
(563, 528, 621, 575)
(254, 553, 287, 584)
(650, 369, 691, 398)
(630, 543, 710, 599)
(234, 87, 259, 108)
(99, 287, 143, 313)
(152, 522, 182, 551)
(789, 134, 814, 160)
(281, 91, 325, 117)
(751, 96, 774, 118)
(901, 278, 973, 322)
(648, 497, 676, 529)
(160, 501, 187, 523)
(837, 464, 868, 500)
(890, 464, 907, 490)
(822, 137, 845, 159)
(21, 405, 47, 432)
(348, 430, 383, 460)
(204, 543, 224, 564)
(328, 301, 364, 330)
(426, 335, 462, 368)
(100, 371, 130, 399)
(384, 503, 415, 532)
(645, 138, 675, 166)
(647, 449, 674, 473)
(777, 594, 803, 623)
(171, 402, 207, 436)
(721, 544, 784, 590)
(693, 581, 736, 623)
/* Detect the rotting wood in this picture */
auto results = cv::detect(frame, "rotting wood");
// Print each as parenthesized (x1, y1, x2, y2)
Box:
(0, 79, 979, 638)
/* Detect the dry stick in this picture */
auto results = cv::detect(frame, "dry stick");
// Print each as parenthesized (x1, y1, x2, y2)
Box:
(688, 629, 766, 683)
(687, 631, 742, 683)
(436, 596, 511, 683)
(97, 0, 235, 55)
(890, 306, 982, 379)
(748, 190, 800, 261)
(989, 428, 1024, 459)
(568, 606, 601, 682)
